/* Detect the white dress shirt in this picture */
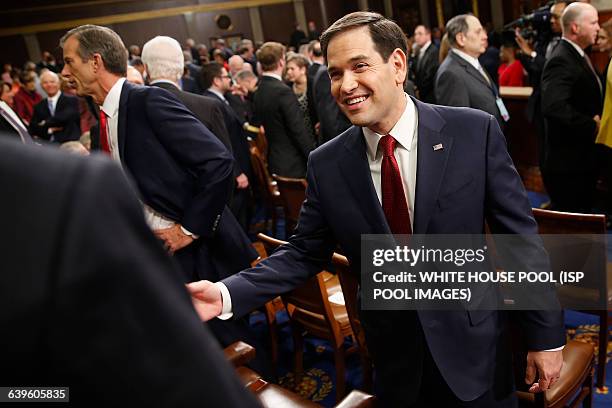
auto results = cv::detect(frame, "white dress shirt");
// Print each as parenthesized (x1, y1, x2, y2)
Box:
(47, 91, 61, 115)
(452, 48, 484, 72)
(363, 93, 417, 229)
(418, 41, 432, 60)
(216, 93, 418, 319)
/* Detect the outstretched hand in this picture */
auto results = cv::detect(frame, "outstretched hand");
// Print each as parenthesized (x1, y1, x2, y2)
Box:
(525, 350, 563, 393)
(186, 280, 223, 321)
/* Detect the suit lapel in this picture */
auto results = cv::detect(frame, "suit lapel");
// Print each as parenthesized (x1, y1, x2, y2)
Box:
(413, 99, 451, 234)
(55, 94, 65, 112)
(451, 52, 494, 92)
(561, 41, 602, 96)
(338, 127, 391, 234)
(118, 81, 130, 160)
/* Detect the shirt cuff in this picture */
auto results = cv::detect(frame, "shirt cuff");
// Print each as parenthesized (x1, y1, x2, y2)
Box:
(180, 225, 199, 240)
(542, 346, 564, 352)
(214, 281, 233, 320)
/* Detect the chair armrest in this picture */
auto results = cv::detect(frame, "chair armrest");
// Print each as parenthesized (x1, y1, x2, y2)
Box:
(335, 390, 376, 408)
(223, 341, 256, 367)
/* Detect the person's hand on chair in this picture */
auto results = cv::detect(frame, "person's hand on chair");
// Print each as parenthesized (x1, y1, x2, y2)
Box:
(525, 350, 563, 393)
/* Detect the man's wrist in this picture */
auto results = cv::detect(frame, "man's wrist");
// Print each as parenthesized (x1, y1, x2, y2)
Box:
(214, 281, 233, 320)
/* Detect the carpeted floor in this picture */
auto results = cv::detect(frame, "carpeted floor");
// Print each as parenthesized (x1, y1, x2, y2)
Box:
(249, 309, 612, 407)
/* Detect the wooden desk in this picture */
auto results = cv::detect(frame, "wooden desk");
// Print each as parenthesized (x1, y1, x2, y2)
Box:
(500, 86, 546, 193)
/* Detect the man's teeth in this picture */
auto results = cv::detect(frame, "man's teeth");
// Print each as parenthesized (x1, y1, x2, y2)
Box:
(347, 96, 366, 105)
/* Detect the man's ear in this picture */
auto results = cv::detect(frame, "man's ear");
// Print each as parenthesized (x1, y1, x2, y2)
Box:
(456, 33, 465, 48)
(390, 48, 407, 86)
(92, 53, 103, 73)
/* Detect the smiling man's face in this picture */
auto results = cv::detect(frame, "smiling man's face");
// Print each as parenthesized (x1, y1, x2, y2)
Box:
(327, 26, 407, 135)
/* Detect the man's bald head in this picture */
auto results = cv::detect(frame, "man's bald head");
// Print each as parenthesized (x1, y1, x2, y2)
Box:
(562, 2, 600, 48)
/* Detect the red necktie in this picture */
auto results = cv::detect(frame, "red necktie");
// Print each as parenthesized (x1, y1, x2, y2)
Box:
(99, 109, 111, 155)
(379, 135, 412, 234)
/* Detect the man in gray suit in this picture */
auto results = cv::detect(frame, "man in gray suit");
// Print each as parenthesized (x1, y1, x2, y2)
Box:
(435, 14, 508, 127)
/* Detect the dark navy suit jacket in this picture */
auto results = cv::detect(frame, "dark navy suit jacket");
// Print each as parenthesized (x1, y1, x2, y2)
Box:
(29, 93, 81, 143)
(222, 98, 564, 402)
(117, 82, 256, 282)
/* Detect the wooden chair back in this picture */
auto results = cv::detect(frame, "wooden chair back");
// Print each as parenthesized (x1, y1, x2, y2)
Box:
(272, 174, 307, 237)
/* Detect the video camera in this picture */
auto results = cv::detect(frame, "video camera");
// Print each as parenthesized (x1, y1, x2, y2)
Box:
(503, 1, 555, 43)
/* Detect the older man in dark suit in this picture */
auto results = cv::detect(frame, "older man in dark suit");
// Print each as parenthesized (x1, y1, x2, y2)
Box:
(140, 36, 233, 161)
(29, 70, 81, 143)
(189, 12, 564, 408)
(435, 14, 508, 127)
(541, 2, 603, 212)
(252, 42, 315, 177)
(0, 137, 260, 407)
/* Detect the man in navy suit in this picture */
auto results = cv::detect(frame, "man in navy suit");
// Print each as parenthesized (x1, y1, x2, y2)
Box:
(29, 70, 81, 143)
(60, 24, 272, 377)
(188, 12, 564, 407)
(60, 24, 256, 285)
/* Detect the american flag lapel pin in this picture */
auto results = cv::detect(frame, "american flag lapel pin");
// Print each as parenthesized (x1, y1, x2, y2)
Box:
(433, 143, 443, 151)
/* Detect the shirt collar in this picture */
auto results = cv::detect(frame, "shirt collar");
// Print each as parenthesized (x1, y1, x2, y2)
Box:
(101, 77, 126, 118)
(207, 88, 226, 101)
(452, 48, 482, 71)
(150, 79, 180, 89)
(48, 91, 61, 105)
(363, 94, 416, 161)
(262, 72, 283, 81)
(562, 37, 585, 57)
(419, 41, 432, 55)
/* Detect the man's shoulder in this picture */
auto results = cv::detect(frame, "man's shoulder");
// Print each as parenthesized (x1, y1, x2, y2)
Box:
(126, 83, 184, 107)
(438, 54, 462, 73)
(310, 125, 359, 160)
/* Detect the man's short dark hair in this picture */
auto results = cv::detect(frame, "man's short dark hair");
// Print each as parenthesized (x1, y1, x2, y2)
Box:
(60, 25, 128, 76)
(256, 42, 285, 71)
(445, 14, 471, 48)
(200, 62, 223, 90)
(416, 24, 431, 33)
(320, 12, 407, 63)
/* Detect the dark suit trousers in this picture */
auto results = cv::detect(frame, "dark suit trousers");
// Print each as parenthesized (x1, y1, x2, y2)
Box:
(364, 310, 516, 408)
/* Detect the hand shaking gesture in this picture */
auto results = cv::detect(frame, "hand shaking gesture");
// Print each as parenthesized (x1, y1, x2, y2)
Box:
(186, 280, 223, 321)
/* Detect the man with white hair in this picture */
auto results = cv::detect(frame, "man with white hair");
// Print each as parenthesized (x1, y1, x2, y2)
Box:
(28, 70, 81, 143)
(541, 2, 602, 212)
(141, 35, 233, 157)
(227, 55, 245, 78)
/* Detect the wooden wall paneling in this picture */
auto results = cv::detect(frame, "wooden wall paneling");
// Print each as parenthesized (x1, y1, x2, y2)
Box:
(0, 36, 30, 68)
(303, 0, 324, 31)
(391, 0, 421, 34)
(325, 0, 359, 25)
(194, 8, 253, 47)
(36, 29, 73, 63)
(368, 0, 386, 15)
(113, 14, 190, 49)
(259, 2, 296, 43)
